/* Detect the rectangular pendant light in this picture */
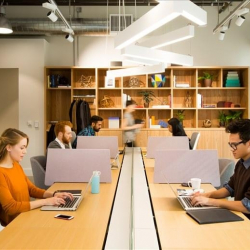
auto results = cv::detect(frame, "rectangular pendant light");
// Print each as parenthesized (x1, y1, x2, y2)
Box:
(106, 63, 165, 78)
(114, 1, 206, 50)
(122, 45, 193, 66)
(139, 25, 194, 49)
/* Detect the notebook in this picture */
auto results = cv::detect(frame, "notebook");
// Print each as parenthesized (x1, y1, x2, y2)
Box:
(186, 208, 244, 224)
(41, 176, 92, 211)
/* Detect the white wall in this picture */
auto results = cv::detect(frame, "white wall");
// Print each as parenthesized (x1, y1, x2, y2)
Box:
(1, 3, 250, 174)
(0, 40, 46, 175)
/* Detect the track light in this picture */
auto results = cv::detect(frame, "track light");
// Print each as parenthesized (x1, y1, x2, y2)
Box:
(47, 11, 58, 22)
(219, 31, 225, 41)
(65, 34, 74, 42)
(0, 6, 13, 34)
(235, 8, 249, 16)
(42, 2, 57, 11)
(235, 15, 246, 26)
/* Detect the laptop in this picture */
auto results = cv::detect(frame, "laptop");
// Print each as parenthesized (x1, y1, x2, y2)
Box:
(41, 174, 93, 211)
(146, 136, 190, 158)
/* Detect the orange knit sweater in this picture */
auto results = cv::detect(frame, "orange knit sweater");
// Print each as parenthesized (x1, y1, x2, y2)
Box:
(0, 161, 45, 226)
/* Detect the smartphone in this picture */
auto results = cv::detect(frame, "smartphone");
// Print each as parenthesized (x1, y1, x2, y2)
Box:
(181, 182, 191, 187)
(54, 214, 74, 220)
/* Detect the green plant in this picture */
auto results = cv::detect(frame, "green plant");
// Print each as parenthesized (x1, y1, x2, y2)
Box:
(138, 90, 155, 104)
(218, 110, 227, 123)
(198, 72, 214, 81)
(226, 110, 242, 124)
(175, 110, 185, 123)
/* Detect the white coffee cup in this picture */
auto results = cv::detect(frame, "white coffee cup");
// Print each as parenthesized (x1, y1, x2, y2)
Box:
(188, 178, 201, 189)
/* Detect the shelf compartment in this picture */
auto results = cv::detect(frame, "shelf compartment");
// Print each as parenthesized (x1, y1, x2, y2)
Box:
(46, 68, 71, 88)
(72, 68, 96, 88)
(98, 89, 121, 109)
(173, 109, 196, 128)
(148, 109, 171, 128)
(148, 69, 171, 88)
(197, 68, 222, 87)
(98, 110, 122, 129)
(173, 89, 196, 108)
(98, 68, 122, 88)
(222, 68, 248, 88)
(123, 75, 146, 88)
(198, 89, 246, 108)
(173, 68, 196, 88)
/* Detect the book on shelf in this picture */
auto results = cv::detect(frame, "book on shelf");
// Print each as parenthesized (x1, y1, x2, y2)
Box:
(57, 85, 71, 88)
(175, 83, 190, 88)
(197, 93, 203, 108)
(203, 104, 217, 108)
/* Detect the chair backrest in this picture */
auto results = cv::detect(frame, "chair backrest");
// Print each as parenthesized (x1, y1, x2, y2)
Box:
(71, 131, 76, 144)
(217, 158, 235, 189)
(30, 155, 50, 190)
(190, 132, 200, 150)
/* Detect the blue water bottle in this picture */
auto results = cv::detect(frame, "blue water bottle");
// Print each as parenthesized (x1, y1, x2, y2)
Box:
(91, 171, 101, 194)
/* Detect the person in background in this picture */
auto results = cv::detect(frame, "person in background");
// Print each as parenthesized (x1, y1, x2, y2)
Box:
(168, 117, 191, 149)
(72, 115, 103, 148)
(121, 100, 144, 147)
(47, 121, 73, 149)
(0, 128, 73, 227)
(191, 119, 250, 219)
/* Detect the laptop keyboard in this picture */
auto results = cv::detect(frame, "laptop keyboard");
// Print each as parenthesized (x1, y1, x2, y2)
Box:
(59, 197, 79, 208)
(182, 197, 202, 208)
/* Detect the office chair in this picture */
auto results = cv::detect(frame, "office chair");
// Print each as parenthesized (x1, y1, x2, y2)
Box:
(70, 131, 76, 148)
(190, 132, 200, 150)
(30, 155, 50, 190)
(216, 158, 235, 189)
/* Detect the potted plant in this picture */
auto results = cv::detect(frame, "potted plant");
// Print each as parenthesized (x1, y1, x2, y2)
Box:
(226, 110, 242, 124)
(218, 110, 227, 127)
(198, 72, 214, 87)
(175, 110, 185, 125)
(138, 90, 155, 108)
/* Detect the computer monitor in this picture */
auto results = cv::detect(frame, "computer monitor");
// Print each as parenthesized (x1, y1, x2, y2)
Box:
(45, 148, 111, 186)
(76, 136, 119, 158)
(146, 136, 190, 158)
(154, 149, 220, 187)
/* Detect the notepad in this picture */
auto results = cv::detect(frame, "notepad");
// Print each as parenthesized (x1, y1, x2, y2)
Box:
(186, 208, 244, 224)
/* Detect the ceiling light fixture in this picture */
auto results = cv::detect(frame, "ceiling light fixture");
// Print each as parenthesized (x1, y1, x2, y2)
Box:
(107, 63, 165, 78)
(65, 34, 74, 42)
(42, 0, 74, 41)
(235, 15, 246, 26)
(47, 11, 58, 22)
(219, 31, 225, 41)
(0, 6, 13, 34)
(114, 1, 206, 50)
(138, 25, 194, 49)
(213, 0, 250, 34)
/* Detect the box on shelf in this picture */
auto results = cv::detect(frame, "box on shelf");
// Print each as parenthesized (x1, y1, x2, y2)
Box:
(108, 117, 120, 128)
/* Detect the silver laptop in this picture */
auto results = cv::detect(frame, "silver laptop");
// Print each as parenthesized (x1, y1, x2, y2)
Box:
(41, 174, 92, 211)
(76, 136, 119, 158)
(146, 136, 190, 158)
(168, 183, 217, 211)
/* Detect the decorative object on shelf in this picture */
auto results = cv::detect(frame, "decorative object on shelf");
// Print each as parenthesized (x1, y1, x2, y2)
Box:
(225, 71, 241, 87)
(124, 77, 145, 88)
(217, 101, 225, 107)
(138, 90, 155, 108)
(203, 119, 212, 128)
(226, 110, 242, 124)
(203, 104, 217, 108)
(224, 101, 232, 107)
(78, 75, 92, 87)
(218, 111, 227, 127)
(175, 110, 185, 125)
(185, 91, 192, 107)
(198, 72, 215, 87)
(99, 95, 115, 108)
(158, 120, 168, 128)
(105, 76, 115, 88)
(151, 74, 166, 88)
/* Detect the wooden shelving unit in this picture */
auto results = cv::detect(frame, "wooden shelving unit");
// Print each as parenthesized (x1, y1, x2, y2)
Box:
(45, 66, 249, 157)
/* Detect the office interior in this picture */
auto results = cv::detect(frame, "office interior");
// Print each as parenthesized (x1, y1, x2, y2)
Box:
(1, 1, 250, 248)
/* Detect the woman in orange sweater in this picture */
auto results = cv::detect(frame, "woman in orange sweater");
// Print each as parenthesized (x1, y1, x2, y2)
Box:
(0, 128, 73, 227)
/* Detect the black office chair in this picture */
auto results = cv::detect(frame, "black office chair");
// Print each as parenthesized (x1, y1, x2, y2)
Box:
(30, 155, 50, 189)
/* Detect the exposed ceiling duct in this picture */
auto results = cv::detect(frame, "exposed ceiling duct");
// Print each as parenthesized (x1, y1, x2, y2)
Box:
(9, 18, 108, 36)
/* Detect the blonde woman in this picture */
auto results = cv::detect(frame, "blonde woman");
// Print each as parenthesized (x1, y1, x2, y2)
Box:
(0, 128, 73, 227)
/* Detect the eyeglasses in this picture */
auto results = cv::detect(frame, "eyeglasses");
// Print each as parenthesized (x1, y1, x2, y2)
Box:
(228, 141, 244, 150)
